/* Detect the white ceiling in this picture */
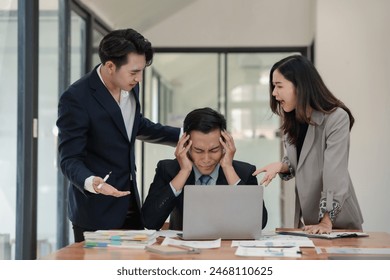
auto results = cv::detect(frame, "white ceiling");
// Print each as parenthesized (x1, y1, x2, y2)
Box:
(79, 0, 196, 31)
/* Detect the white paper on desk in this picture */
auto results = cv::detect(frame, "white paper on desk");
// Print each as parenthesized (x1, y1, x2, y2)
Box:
(232, 239, 314, 248)
(326, 247, 390, 255)
(232, 235, 315, 248)
(235, 246, 302, 257)
(260, 233, 311, 241)
(161, 237, 221, 249)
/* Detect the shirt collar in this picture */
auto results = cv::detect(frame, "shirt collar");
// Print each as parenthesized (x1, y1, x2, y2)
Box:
(193, 164, 220, 183)
(96, 64, 130, 100)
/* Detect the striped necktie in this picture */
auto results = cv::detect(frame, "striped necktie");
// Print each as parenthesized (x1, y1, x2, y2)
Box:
(199, 175, 212, 185)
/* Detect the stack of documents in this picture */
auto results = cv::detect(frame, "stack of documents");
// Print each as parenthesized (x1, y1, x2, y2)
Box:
(83, 230, 157, 248)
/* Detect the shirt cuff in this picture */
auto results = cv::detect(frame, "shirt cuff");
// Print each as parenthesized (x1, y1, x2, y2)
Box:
(170, 182, 182, 197)
(279, 156, 295, 180)
(319, 197, 341, 223)
(84, 175, 98, 194)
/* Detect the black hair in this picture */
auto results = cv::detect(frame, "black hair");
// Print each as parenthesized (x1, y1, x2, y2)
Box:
(98, 28, 153, 68)
(269, 55, 354, 145)
(183, 107, 226, 134)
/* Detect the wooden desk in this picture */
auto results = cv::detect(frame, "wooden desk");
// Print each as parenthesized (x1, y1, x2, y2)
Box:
(42, 232, 390, 260)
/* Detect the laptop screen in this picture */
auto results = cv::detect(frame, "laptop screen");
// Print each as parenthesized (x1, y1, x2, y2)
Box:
(182, 185, 264, 240)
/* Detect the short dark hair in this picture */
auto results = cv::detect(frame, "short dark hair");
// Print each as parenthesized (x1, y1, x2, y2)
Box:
(98, 28, 153, 68)
(183, 107, 226, 134)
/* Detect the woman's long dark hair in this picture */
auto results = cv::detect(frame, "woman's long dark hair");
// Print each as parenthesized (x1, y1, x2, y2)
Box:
(269, 55, 354, 145)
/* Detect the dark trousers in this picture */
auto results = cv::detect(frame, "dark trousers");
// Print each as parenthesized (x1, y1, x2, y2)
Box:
(72, 211, 143, 242)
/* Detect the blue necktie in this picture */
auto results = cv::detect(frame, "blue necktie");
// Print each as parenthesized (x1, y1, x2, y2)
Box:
(199, 175, 212, 185)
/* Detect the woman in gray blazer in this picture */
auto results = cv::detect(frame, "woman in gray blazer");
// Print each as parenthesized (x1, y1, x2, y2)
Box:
(253, 55, 363, 234)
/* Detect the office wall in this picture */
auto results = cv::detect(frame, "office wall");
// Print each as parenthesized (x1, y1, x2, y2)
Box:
(315, 0, 390, 232)
(142, 0, 390, 232)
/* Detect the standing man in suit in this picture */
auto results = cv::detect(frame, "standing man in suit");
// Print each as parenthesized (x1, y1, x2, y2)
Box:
(57, 28, 180, 242)
(142, 107, 268, 230)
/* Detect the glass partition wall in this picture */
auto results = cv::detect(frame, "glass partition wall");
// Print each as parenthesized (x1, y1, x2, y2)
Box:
(0, 1, 18, 260)
(36, 7, 88, 258)
(0, 0, 109, 259)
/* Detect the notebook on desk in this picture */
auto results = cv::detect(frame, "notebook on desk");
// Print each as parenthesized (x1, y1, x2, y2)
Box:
(276, 229, 369, 239)
(182, 185, 264, 240)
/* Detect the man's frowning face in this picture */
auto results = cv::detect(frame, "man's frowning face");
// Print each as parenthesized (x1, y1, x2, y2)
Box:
(188, 129, 223, 175)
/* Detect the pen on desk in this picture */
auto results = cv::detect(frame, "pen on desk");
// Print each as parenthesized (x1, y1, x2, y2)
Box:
(265, 247, 302, 255)
(97, 171, 112, 189)
(168, 244, 198, 253)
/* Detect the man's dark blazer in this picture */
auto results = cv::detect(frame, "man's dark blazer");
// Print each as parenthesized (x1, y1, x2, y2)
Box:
(57, 65, 180, 230)
(142, 159, 268, 230)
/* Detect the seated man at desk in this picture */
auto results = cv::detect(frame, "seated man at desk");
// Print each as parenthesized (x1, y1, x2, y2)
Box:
(142, 107, 268, 230)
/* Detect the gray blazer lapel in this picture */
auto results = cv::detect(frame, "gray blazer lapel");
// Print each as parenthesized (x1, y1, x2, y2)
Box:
(297, 110, 324, 171)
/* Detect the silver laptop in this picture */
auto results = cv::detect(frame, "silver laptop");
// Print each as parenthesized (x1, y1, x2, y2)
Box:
(182, 185, 264, 240)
